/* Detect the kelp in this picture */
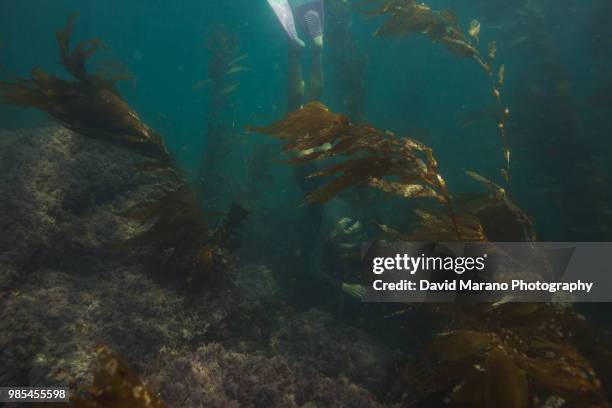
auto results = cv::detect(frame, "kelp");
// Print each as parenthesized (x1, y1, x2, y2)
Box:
(118, 185, 225, 285)
(377, 208, 488, 242)
(490, 64, 512, 184)
(69, 345, 166, 408)
(464, 170, 536, 241)
(396, 183, 535, 252)
(405, 251, 612, 404)
(197, 26, 246, 210)
(201, 26, 245, 111)
(250, 102, 449, 202)
(405, 209, 488, 242)
(400, 298, 612, 406)
(400, 314, 609, 407)
(359, 0, 513, 186)
(0, 14, 227, 286)
(248, 102, 466, 235)
(0, 14, 170, 162)
(398, 172, 539, 280)
(358, 0, 488, 70)
(249, 103, 538, 245)
(212, 201, 251, 250)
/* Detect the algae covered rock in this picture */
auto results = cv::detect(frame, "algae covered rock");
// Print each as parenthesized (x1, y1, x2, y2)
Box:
(147, 343, 393, 408)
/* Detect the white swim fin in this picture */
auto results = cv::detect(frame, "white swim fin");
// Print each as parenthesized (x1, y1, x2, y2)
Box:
(267, 0, 305, 48)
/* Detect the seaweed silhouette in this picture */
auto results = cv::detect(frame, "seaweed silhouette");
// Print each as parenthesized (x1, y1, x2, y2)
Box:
(196, 26, 247, 210)
(0, 13, 169, 162)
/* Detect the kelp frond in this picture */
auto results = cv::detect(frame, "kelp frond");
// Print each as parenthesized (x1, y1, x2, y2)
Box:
(400, 312, 609, 407)
(206, 27, 244, 87)
(407, 209, 488, 242)
(249, 102, 451, 206)
(196, 26, 246, 109)
(249, 102, 465, 238)
(465, 170, 536, 241)
(70, 345, 167, 408)
(358, 0, 488, 71)
(0, 14, 169, 162)
(57, 13, 106, 82)
(250, 103, 538, 243)
(359, 0, 513, 187)
(117, 186, 222, 283)
(120, 186, 208, 249)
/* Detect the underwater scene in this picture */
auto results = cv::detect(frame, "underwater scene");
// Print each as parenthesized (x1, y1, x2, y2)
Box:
(1, 0, 612, 406)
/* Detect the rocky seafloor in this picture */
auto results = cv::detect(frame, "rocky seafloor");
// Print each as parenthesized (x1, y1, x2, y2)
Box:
(0, 126, 401, 407)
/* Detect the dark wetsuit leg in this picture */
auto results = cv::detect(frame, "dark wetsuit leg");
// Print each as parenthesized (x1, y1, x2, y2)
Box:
(293, 1, 324, 102)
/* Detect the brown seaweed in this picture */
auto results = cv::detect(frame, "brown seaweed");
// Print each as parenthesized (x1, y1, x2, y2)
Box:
(403, 301, 612, 406)
(406, 209, 488, 242)
(249, 102, 469, 238)
(70, 345, 167, 408)
(57, 13, 106, 82)
(203, 26, 245, 111)
(358, 0, 488, 71)
(359, 0, 513, 187)
(464, 170, 536, 241)
(0, 14, 169, 162)
(2, 14, 229, 289)
(117, 185, 224, 285)
(197, 26, 246, 211)
(401, 322, 608, 407)
(249, 102, 536, 245)
(212, 201, 251, 250)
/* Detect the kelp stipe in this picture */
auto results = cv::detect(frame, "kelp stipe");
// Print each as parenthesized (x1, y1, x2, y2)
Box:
(197, 26, 246, 210)
(487, 46, 512, 184)
(212, 202, 251, 251)
(0, 14, 170, 163)
(204, 26, 245, 110)
(358, 0, 513, 187)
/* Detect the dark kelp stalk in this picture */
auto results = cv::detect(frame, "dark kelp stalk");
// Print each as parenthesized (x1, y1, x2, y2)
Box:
(196, 26, 247, 210)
